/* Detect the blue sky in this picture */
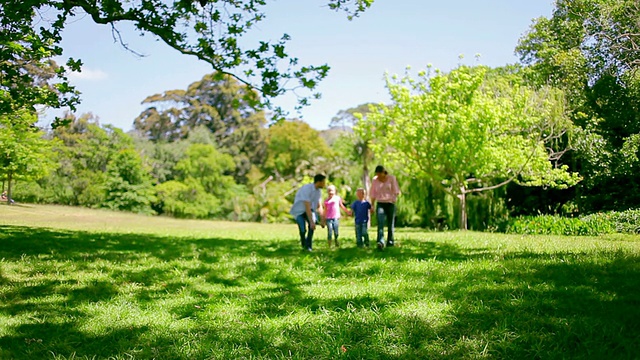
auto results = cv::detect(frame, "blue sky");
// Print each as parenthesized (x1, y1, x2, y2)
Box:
(50, 0, 554, 131)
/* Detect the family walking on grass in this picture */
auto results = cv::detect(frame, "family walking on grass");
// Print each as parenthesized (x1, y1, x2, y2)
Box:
(289, 165, 400, 252)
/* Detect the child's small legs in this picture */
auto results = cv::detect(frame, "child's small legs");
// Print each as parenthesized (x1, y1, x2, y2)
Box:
(334, 219, 340, 247)
(327, 219, 339, 247)
(355, 223, 369, 248)
(363, 226, 370, 247)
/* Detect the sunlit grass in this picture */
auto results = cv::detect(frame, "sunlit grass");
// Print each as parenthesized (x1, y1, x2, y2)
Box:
(1, 204, 639, 359)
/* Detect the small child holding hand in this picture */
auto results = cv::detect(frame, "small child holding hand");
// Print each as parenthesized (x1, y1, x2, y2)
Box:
(350, 188, 372, 248)
(324, 185, 350, 248)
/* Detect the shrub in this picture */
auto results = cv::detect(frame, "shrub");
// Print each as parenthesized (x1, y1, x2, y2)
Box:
(498, 209, 640, 236)
(154, 180, 220, 219)
(10, 181, 46, 203)
(499, 214, 615, 236)
(586, 210, 640, 234)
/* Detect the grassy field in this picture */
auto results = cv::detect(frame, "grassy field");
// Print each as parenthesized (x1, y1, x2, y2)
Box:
(1, 204, 639, 359)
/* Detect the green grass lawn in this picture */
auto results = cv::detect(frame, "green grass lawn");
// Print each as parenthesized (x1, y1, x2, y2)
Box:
(1, 204, 639, 359)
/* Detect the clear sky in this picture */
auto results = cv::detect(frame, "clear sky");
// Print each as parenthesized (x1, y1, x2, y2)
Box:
(49, 0, 555, 131)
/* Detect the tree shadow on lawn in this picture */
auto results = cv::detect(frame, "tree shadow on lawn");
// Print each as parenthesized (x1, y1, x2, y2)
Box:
(0, 224, 483, 306)
(435, 250, 640, 359)
(0, 321, 212, 360)
(0, 225, 483, 262)
(0, 224, 470, 311)
(1, 225, 639, 359)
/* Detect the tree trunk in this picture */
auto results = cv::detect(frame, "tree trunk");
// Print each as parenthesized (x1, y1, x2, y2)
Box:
(362, 164, 370, 197)
(458, 186, 468, 230)
(7, 172, 13, 205)
(362, 142, 372, 199)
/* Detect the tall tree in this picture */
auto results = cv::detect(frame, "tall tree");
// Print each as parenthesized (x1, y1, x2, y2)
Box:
(517, 0, 640, 83)
(264, 119, 331, 180)
(103, 148, 156, 214)
(154, 143, 237, 218)
(359, 65, 581, 229)
(517, 0, 640, 212)
(0, 109, 53, 202)
(41, 113, 141, 207)
(134, 73, 267, 182)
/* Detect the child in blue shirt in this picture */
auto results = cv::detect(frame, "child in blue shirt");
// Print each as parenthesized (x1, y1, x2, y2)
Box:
(350, 188, 372, 248)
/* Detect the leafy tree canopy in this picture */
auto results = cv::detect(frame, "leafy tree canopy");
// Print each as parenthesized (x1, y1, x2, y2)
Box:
(0, 4, 81, 121)
(517, 0, 640, 212)
(0, 109, 54, 200)
(517, 0, 640, 83)
(265, 119, 331, 179)
(1, 0, 374, 119)
(103, 148, 156, 214)
(359, 65, 581, 229)
(516, 0, 640, 145)
(134, 73, 268, 182)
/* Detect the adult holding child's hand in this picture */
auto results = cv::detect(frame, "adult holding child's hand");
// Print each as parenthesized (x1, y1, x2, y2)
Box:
(290, 174, 326, 252)
(369, 165, 400, 250)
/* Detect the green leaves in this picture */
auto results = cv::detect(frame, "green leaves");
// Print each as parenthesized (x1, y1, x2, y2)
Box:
(1, 0, 80, 115)
(2, 1, 373, 123)
(264, 119, 331, 179)
(0, 109, 54, 190)
(104, 149, 156, 214)
(517, 0, 640, 212)
(134, 72, 267, 183)
(359, 65, 580, 228)
(154, 143, 237, 218)
(327, 0, 375, 20)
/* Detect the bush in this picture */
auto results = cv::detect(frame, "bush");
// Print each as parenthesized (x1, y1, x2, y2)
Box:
(585, 210, 640, 234)
(499, 214, 615, 236)
(10, 181, 46, 203)
(498, 209, 640, 236)
(154, 180, 220, 219)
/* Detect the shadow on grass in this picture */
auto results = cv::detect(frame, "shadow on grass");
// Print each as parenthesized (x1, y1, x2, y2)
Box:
(0, 225, 473, 263)
(0, 225, 639, 359)
(435, 251, 640, 359)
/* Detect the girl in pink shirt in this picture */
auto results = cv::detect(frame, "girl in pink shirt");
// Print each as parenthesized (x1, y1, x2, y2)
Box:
(370, 165, 401, 249)
(324, 185, 350, 248)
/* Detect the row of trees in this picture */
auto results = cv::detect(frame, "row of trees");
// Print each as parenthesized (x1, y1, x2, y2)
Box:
(4, 75, 347, 222)
(0, 0, 372, 214)
(514, 0, 640, 213)
(351, 0, 640, 229)
(3, 0, 640, 230)
(0, 64, 590, 230)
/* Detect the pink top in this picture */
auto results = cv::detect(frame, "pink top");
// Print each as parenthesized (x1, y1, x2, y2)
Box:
(370, 174, 400, 203)
(324, 196, 344, 219)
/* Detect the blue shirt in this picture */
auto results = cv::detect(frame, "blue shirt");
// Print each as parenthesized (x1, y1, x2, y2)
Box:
(351, 200, 371, 224)
(290, 183, 322, 217)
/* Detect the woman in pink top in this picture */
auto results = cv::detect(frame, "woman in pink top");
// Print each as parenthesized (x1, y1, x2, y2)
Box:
(369, 165, 401, 249)
(324, 185, 350, 248)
